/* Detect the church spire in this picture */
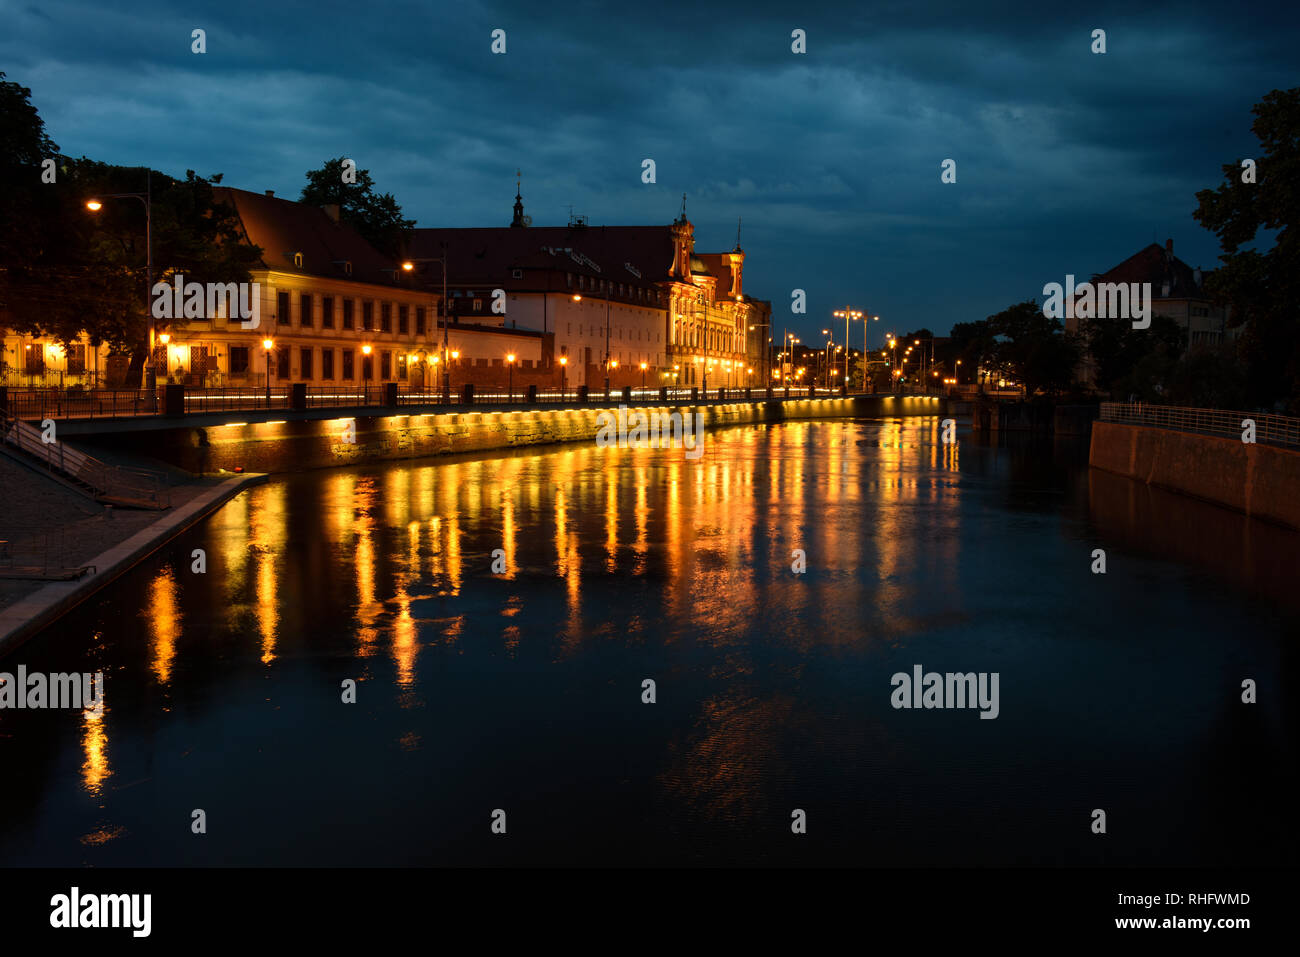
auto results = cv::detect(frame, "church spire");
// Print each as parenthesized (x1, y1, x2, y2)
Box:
(511, 169, 526, 227)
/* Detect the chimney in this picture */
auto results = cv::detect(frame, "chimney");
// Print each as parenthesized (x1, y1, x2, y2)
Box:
(265, 190, 275, 198)
(323, 203, 340, 223)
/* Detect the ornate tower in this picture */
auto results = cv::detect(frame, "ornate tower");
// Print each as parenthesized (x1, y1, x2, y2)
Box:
(669, 194, 694, 278)
(511, 170, 526, 227)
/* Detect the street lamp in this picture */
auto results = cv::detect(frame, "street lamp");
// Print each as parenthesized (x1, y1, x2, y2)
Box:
(559, 355, 567, 398)
(402, 247, 450, 403)
(262, 338, 274, 406)
(86, 170, 154, 408)
(506, 352, 516, 402)
(361, 343, 372, 403)
(832, 308, 863, 389)
(640, 360, 647, 391)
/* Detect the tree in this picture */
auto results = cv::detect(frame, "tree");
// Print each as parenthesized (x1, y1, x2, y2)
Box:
(1193, 87, 1300, 412)
(3, 158, 261, 385)
(985, 299, 1081, 396)
(300, 158, 416, 260)
(1077, 313, 1183, 398)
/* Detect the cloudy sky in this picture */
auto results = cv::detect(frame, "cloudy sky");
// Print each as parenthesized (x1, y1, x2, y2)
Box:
(5, 0, 1295, 339)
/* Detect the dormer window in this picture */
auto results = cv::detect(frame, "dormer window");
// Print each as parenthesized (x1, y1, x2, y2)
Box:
(344, 261, 352, 276)
(293, 252, 303, 268)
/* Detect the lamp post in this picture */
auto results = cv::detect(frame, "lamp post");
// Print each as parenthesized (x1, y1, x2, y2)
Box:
(506, 352, 515, 402)
(361, 343, 372, 404)
(559, 355, 567, 399)
(158, 333, 171, 383)
(86, 169, 154, 409)
(402, 248, 450, 403)
(832, 308, 863, 390)
(262, 338, 274, 407)
(640, 361, 647, 392)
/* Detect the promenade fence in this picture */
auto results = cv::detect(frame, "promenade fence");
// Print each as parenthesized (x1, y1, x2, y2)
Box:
(0, 384, 867, 421)
(1099, 402, 1300, 450)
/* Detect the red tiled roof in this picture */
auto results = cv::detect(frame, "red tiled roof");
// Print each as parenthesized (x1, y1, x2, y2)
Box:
(407, 225, 684, 290)
(213, 187, 401, 286)
(1089, 241, 1208, 299)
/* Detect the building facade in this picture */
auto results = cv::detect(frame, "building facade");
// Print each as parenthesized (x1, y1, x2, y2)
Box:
(406, 191, 760, 391)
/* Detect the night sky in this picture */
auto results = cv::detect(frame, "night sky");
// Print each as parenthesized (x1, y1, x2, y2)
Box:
(4, 0, 1295, 339)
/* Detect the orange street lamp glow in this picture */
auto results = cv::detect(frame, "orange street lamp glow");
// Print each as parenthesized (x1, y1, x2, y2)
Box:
(85, 200, 103, 211)
(450, 350, 459, 360)
(559, 356, 567, 366)
(262, 338, 274, 350)
(506, 353, 516, 363)
(401, 261, 414, 271)
(158, 333, 170, 345)
(639, 361, 647, 370)
(361, 344, 372, 355)
(572, 294, 582, 302)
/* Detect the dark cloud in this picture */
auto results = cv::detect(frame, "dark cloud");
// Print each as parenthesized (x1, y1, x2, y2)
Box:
(4, 0, 1294, 335)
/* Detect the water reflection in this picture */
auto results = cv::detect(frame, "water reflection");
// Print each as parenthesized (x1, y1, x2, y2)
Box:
(3, 417, 1296, 866)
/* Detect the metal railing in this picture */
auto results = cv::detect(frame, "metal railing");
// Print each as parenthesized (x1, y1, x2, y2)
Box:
(1099, 402, 1300, 449)
(1, 409, 171, 508)
(0, 384, 867, 420)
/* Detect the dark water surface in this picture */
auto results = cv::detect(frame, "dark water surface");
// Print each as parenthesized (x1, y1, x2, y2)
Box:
(3, 417, 1296, 866)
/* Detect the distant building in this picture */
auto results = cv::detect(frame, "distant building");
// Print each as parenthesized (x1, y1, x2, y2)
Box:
(1068, 238, 1231, 389)
(406, 189, 761, 390)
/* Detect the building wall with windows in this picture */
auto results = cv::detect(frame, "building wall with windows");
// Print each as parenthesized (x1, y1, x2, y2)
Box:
(408, 194, 758, 391)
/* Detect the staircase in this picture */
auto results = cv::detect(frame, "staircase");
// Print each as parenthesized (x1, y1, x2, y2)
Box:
(0, 410, 171, 509)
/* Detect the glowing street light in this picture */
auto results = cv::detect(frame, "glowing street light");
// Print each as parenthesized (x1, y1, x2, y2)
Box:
(86, 172, 156, 405)
(506, 352, 516, 402)
(262, 338, 274, 406)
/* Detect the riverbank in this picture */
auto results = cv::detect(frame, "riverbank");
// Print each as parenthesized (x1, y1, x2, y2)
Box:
(1090, 420, 1300, 531)
(0, 461, 265, 656)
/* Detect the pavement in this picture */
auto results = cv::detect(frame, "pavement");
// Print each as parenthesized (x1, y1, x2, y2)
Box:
(0, 456, 264, 655)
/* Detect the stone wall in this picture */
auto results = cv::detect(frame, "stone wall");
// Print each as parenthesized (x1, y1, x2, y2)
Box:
(1089, 420, 1300, 531)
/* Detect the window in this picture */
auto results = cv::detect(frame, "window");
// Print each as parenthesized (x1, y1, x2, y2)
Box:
(230, 346, 250, 375)
(67, 344, 87, 374)
(276, 347, 289, 379)
(398, 304, 408, 335)
(293, 252, 303, 268)
(277, 291, 290, 326)
(397, 354, 408, 380)
(566, 273, 572, 288)
(24, 342, 44, 374)
(381, 351, 392, 379)
(342, 349, 354, 380)
(416, 307, 426, 335)
(322, 296, 335, 328)
(512, 269, 523, 279)
(300, 347, 313, 380)
(343, 299, 354, 330)
(322, 348, 334, 380)
(473, 299, 482, 312)
(300, 292, 313, 327)
(381, 303, 392, 333)
(363, 301, 373, 331)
